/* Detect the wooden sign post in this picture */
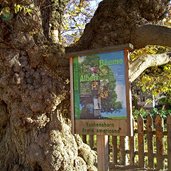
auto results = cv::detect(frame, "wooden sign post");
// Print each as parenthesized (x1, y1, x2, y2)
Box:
(97, 135, 109, 171)
(69, 44, 133, 171)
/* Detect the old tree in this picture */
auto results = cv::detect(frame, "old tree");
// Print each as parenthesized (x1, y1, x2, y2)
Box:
(0, 0, 171, 170)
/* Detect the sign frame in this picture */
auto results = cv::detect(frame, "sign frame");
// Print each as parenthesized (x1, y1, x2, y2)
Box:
(69, 44, 133, 136)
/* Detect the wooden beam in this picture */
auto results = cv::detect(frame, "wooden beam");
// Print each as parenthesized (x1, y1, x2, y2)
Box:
(97, 135, 109, 171)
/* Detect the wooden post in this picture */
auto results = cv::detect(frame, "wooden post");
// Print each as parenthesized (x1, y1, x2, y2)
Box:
(129, 136, 135, 166)
(112, 136, 118, 165)
(146, 115, 154, 168)
(167, 115, 171, 170)
(155, 115, 164, 170)
(97, 135, 109, 171)
(129, 118, 135, 166)
(120, 136, 126, 165)
(137, 115, 144, 168)
(89, 135, 94, 149)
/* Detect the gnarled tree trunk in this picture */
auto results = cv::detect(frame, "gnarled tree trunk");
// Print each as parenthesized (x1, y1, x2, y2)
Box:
(0, 0, 171, 170)
(0, 1, 96, 171)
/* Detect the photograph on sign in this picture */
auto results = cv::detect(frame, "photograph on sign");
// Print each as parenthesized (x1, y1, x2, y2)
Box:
(73, 50, 127, 120)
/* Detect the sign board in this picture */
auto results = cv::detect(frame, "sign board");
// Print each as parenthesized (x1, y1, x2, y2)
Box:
(69, 44, 133, 136)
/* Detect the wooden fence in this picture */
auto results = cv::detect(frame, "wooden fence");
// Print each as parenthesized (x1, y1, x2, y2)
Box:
(81, 114, 171, 170)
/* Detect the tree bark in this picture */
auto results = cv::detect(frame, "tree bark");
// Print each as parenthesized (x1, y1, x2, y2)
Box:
(131, 25, 171, 49)
(40, 0, 70, 43)
(0, 0, 171, 170)
(68, 0, 171, 52)
(129, 52, 171, 82)
(0, 1, 97, 171)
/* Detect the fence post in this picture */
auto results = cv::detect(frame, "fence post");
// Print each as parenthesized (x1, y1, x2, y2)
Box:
(97, 135, 109, 171)
(129, 136, 135, 166)
(146, 115, 154, 168)
(167, 115, 171, 170)
(112, 136, 118, 165)
(155, 115, 164, 170)
(137, 115, 144, 168)
(129, 119, 135, 166)
(89, 135, 94, 149)
(120, 136, 126, 165)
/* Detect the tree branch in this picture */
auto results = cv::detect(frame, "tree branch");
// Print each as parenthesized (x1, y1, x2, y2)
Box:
(129, 52, 171, 82)
(131, 25, 171, 49)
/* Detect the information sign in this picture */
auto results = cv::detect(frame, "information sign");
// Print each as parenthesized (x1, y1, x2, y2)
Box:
(69, 44, 133, 136)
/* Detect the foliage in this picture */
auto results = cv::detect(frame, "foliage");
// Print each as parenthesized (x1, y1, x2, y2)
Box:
(133, 107, 171, 119)
(130, 45, 171, 97)
(14, 4, 32, 15)
(157, 93, 171, 109)
(62, 0, 101, 45)
(0, 2, 32, 21)
(0, 6, 13, 21)
(163, 1, 171, 27)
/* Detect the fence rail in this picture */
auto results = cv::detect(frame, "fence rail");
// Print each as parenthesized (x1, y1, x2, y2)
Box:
(81, 114, 171, 170)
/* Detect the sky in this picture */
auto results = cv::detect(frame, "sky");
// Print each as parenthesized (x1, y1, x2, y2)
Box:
(63, 0, 102, 45)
